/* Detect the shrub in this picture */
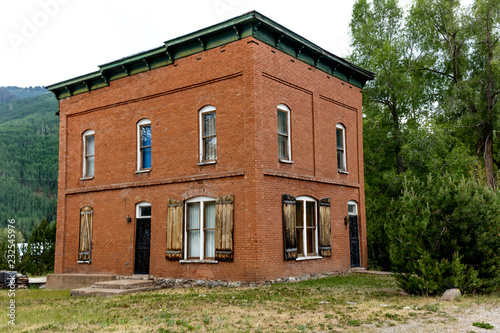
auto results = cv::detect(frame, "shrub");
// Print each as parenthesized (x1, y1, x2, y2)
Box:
(387, 174, 500, 294)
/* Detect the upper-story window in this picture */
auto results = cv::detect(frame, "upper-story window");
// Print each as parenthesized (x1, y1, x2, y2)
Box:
(137, 119, 152, 171)
(277, 104, 291, 161)
(199, 106, 216, 163)
(83, 130, 95, 178)
(336, 123, 346, 172)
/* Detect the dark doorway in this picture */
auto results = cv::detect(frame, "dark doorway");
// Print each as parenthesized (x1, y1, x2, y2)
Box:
(134, 217, 151, 274)
(349, 214, 360, 268)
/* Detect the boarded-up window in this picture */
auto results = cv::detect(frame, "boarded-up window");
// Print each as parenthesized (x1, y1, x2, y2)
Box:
(166, 199, 183, 260)
(282, 194, 297, 260)
(215, 194, 234, 262)
(79, 206, 93, 262)
(318, 198, 332, 257)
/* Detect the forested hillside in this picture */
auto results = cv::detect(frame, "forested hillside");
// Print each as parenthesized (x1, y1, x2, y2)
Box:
(0, 87, 59, 237)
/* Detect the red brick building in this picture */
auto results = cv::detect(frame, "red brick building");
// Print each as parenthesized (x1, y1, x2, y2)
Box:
(47, 11, 374, 282)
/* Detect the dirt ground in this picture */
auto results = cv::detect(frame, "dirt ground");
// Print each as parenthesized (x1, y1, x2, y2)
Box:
(375, 303, 500, 332)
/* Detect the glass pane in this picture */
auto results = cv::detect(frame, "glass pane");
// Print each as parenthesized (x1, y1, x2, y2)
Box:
(278, 135, 287, 159)
(188, 230, 200, 258)
(86, 156, 94, 176)
(86, 135, 95, 155)
(307, 228, 315, 254)
(203, 112, 216, 137)
(277, 110, 287, 135)
(296, 201, 303, 227)
(204, 202, 216, 229)
(348, 204, 356, 215)
(187, 203, 200, 229)
(337, 150, 343, 170)
(140, 205, 151, 217)
(142, 147, 151, 169)
(297, 228, 304, 256)
(204, 137, 217, 160)
(306, 202, 315, 227)
(336, 128, 343, 149)
(141, 125, 151, 147)
(205, 230, 215, 258)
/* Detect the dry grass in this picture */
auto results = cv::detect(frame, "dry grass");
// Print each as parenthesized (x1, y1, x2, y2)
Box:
(0, 273, 498, 332)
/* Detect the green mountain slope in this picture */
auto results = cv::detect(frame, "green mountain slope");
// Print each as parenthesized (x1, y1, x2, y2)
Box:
(0, 88, 59, 237)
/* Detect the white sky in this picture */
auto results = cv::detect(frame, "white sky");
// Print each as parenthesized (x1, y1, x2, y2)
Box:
(0, 0, 470, 88)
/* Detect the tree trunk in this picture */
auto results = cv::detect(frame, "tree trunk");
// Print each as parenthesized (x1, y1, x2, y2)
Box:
(484, 131, 496, 189)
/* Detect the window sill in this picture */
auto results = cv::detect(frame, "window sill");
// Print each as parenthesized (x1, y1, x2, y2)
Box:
(279, 159, 294, 164)
(296, 256, 322, 261)
(135, 169, 151, 174)
(180, 260, 218, 264)
(338, 170, 349, 175)
(77, 260, 92, 264)
(80, 176, 94, 181)
(198, 160, 216, 166)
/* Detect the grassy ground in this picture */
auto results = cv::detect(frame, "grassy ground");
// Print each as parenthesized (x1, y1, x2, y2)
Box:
(1, 273, 498, 332)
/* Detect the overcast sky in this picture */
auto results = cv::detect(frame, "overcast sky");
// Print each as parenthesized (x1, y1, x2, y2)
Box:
(0, 0, 470, 88)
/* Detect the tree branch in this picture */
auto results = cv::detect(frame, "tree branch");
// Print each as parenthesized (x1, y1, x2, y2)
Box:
(418, 67, 455, 80)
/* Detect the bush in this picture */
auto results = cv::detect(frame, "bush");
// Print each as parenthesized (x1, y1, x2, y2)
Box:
(387, 174, 500, 294)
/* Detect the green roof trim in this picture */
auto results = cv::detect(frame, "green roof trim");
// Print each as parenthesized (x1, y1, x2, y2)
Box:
(46, 11, 374, 100)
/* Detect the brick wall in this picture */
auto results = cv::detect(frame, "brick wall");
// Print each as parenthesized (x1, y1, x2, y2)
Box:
(55, 36, 367, 282)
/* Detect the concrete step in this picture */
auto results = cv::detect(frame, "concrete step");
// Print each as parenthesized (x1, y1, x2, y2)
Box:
(93, 279, 155, 290)
(70, 285, 156, 297)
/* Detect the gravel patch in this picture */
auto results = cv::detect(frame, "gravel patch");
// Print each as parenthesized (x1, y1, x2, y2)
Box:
(379, 303, 500, 332)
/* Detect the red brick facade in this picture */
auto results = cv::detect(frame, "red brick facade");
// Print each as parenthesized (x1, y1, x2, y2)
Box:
(53, 18, 369, 282)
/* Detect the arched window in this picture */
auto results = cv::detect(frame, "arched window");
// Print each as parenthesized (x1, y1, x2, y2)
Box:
(78, 206, 93, 263)
(295, 196, 318, 258)
(336, 123, 346, 171)
(277, 104, 291, 161)
(184, 196, 216, 260)
(137, 119, 152, 171)
(82, 130, 95, 178)
(136, 201, 152, 218)
(199, 105, 217, 163)
(348, 201, 358, 216)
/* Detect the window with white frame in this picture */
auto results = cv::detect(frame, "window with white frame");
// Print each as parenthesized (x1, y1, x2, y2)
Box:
(136, 201, 152, 218)
(137, 119, 152, 171)
(277, 104, 291, 161)
(336, 123, 346, 171)
(83, 130, 95, 178)
(348, 201, 357, 216)
(296, 196, 318, 257)
(199, 106, 216, 163)
(185, 196, 216, 260)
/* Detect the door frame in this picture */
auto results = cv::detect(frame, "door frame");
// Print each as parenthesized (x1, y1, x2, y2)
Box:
(348, 201, 360, 268)
(134, 202, 151, 274)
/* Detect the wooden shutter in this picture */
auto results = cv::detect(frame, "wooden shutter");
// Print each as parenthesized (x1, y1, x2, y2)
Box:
(79, 207, 92, 261)
(166, 199, 183, 260)
(215, 194, 234, 262)
(318, 198, 332, 257)
(282, 194, 297, 260)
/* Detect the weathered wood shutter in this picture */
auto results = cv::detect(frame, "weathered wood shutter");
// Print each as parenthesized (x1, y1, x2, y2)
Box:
(215, 194, 234, 262)
(282, 194, 297, 260)
(318, 198, 332, 257)
(166, 199, 183, 260)
(79, 206, 93, 261)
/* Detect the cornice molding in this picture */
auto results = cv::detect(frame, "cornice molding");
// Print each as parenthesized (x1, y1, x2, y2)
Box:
(46, 11, 374, 101)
